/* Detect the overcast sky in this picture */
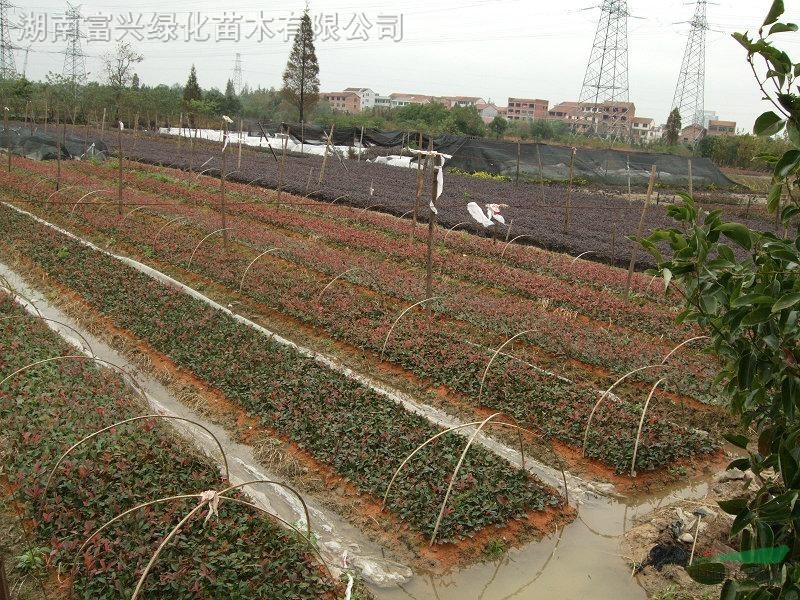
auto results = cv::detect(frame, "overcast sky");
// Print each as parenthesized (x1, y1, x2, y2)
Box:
(18, 0, 800, 129)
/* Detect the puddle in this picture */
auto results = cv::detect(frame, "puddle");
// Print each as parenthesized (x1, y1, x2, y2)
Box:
(374, 480, 710, 600)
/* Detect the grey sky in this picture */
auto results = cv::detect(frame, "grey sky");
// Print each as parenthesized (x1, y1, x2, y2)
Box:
(18, 0, 800, 129)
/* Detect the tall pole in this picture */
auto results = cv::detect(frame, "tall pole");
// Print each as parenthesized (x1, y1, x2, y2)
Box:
(117, 121, 123, 215)
(515, 141, 521, 185)
(220, 120, 228, 246)
(55, 112, 62, 190)
(565, 148, 576, 235)
(688, 158, 693, 197)
(413, 132, 424, 232)
(425, 143, 438, 299)
(625, 165, 657, 298)
(3, 106, 9, 173)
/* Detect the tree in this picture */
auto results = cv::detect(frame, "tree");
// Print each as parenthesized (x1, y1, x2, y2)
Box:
(640, 3, 800, 596)
(131, 73, 140, 90)
(489, 116, 509, 139)
(444, 105, 486, 136)
(220, 79, 241, 117)
(281, 9, 319, 123)
(183, 65, 202, 125)
(101, 41, 143, 118)
(664, 108, 682, 145)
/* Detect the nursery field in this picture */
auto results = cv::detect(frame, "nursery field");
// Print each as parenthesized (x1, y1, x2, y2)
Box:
(0, 294, 340, 599)
(0, 147, 736, 595)
(30, 124, 780, 268)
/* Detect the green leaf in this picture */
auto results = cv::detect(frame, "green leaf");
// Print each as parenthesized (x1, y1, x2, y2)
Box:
(763, 0, 785, 26)
(686, 562, 727, 585)
(732, 32, 753, 51)
(723, 433, 750, 449)
(719, 497, 749, 515)
(741, 305, 772, 326)
(772, 292, 800, 312)
(718, 223, 752, 250)
(731, 294, 775, 308)
(775, 149, 800, 178)
(769, 22, 798, 34)
(754, 111, 784, 136)
(731, 510, 753, 536)
(768, 183, 784, 212)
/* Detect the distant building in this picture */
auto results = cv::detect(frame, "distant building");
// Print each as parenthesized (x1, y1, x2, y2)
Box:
(680, 124, 706, 144)
(506, 97, 549, 121)
(701, 110, 719, 128)
(439, 96, 485, 109)
(389, 93, 437, 108)
(631, 117, 657, 143)
(707, 119, 736, 136)
(320, 91, 361, 115)
(344, 87, 378, 111)
(476, 100, 502, 124)
(548, 100, 635, 138)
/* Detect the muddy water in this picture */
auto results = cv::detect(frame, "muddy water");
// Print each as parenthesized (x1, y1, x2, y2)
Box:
(376, 480, 710, 600)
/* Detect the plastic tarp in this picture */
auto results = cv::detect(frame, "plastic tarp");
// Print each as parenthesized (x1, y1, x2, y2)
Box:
(263, 123, 734, 188)
(0, 126, 110, 161)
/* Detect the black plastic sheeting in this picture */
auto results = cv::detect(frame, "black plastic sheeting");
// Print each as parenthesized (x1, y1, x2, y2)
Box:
(260, 123, 736, 188)
(0, 126, 110, 161)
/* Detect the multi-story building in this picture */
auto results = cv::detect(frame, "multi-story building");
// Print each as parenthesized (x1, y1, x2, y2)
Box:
(701, 110, 719, 128)
(547, 100, 636, 138)
(505, 97, 549, 121)
(707, 120, 736, 136)
(389, 93, 437, 108)
(439, 96, 485, 109)
(320, 91, 361, 115)
(680, 124, 706, 144)
(343, 87, 378, 111)
(631, 117, 656, 143)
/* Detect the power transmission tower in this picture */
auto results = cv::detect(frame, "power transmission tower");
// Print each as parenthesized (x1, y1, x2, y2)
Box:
(671, 1, 708, 129)
(62, 2, 88, 97)
(0, 0, 16, 79)
(578, 0, 631, 138)
(232, 53, 243, 94)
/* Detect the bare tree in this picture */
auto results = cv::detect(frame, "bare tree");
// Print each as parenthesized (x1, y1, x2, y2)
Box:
(102, 41, 143, 119)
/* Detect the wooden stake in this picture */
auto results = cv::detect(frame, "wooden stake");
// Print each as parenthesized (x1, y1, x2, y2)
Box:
(117, 122, 123, 215)
(55, 112, 61, 190)
(237, 118, 243, 171)
(536, 143, 545, 203)
(515, 141, 521, 185)
(221, 120, 228, 246)
(564, 147, 576, 235)
(626, 155, 631, 195)
(100, 107, 106, 140)
(358, 125, 364, 162)
(177, 111, 183, 154)
(132, 112, 139, 151)
(278, 125, 289, 205)
(413, 132, 424, 232)
(625, 165, 657, 298)
(425, 140, 438, 299)
(318, 124, 333, 185)
(688, 158, 693, 197)
(44, 99, 49, 133)
(4, 107, 9, 173)
(306, 166, 313, 194)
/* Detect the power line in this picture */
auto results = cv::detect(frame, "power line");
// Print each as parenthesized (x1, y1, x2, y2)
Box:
(671, 1, 708, 128)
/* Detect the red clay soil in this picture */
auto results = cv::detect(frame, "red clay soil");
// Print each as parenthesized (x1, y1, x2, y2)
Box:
(1, 249, 573, 573)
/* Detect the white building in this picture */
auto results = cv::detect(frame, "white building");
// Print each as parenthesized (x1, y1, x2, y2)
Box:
(343, 87, 378, 111)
